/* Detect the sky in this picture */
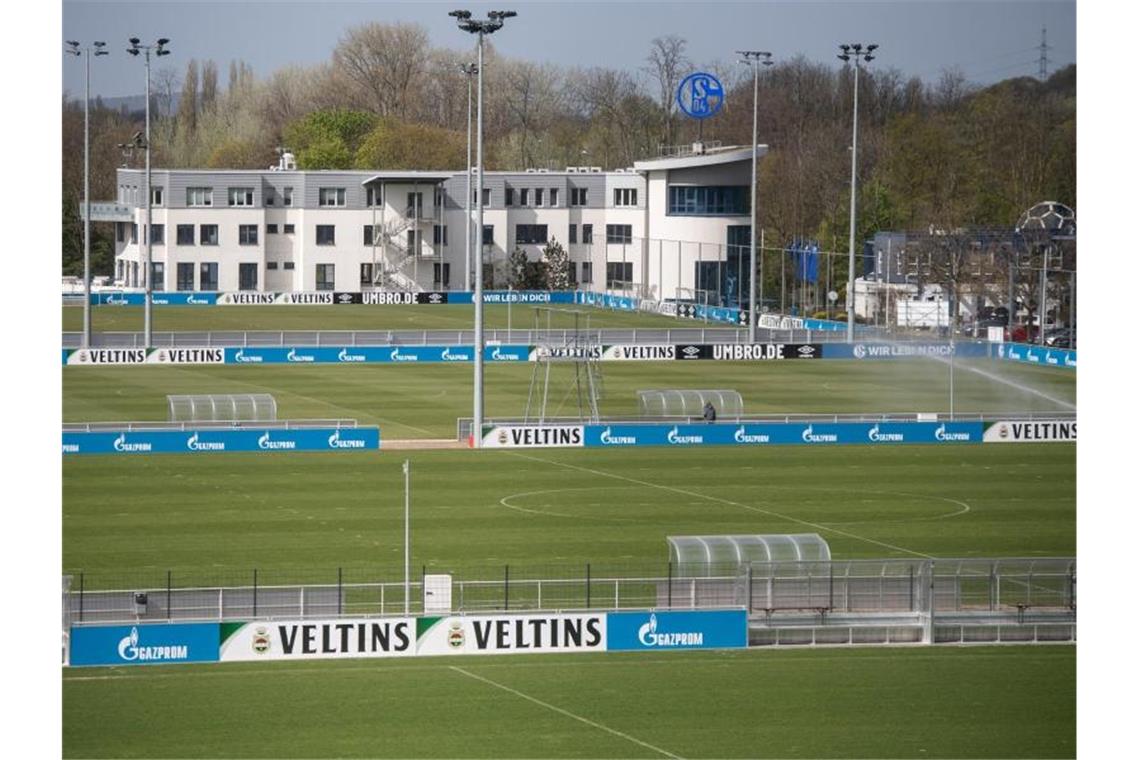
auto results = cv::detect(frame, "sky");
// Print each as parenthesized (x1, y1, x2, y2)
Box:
(61, 0, 1077, 99)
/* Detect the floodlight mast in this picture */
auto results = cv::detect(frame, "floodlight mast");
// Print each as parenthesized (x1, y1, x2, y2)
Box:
(66, 40, 108, 349)
(451, 10, 517, 449)
(737, 50, 773, 343)
(838, 42, 876, 343)
(127, 37, 171, 350)
(459, 63, 478, 292)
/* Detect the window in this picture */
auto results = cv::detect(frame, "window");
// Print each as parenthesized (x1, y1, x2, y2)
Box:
(471, 188, 491, 206)
(571, 188, 588, 206)
(613, 188, 638, 207)
(433, 262, 451, 288)
(606, 224, 632, 244)
(407, 192, 423, 215)
(606, 262, 633, 287)
(228, 187, 255, 206)
(187, 187, 213, 207)
(515, 224, 548, 245)
(505, 188, 515, 206)
(239, 224, 259, 245)
(482, 225, 494, 246)
(267, 224, 278, 234)
(316, 264, 335, 291)
(667, 185, 749, 216)
(267, 261, 279, 271)
(364, 225, 380, 246)
(151, 187, 163, 206)
(535, 188, 544, 207)
(200, 225, 219, 246)
(316, 225, 335, 245)
(433, 225, 448, 246)
(283, 187, 293, 206)
(150, 262, 164, 289)
(239, 263, 258, 291)
(582, 224, 593, 244)
(175, 225, 194, 246)
(366, 187, 382, 207)
(569, 224, 577, 244)
(283, 224, 295, 234)
(283, 261, 295, 270)
(116, 223, 125, 243)
(568, 261, 577, 284)
(150, 224, 164, 245)
(581, 261, 593, 284)
(199, 262, 218, 290)
(483, 188, 491, 206)
(406, 229, 421, 253)
(319, 187, 346, 207)
(360, 263, 373, 284)
(265, 195, 275, 206)
(519, 188, 529, 206)
(549, 188, 558, 207)
(176, 262, 195, 291)
(130, 224, 138, 244)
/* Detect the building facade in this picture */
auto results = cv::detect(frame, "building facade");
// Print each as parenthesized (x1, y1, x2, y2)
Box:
(109, 144, 766, 304)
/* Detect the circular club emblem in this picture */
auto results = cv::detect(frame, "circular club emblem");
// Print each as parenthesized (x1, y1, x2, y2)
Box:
(676, 72, 725, 119)
(999, 424, 1009, 439)
(252, 626, 271, 654)
(447, 622, 465, 649)
(497, 429, 508, 445)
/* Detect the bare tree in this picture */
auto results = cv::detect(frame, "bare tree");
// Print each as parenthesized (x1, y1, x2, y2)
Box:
(332, 22, 430, 119)
(200, 60, 219, 113)
(644, 35, 688, 145)
(152, 66, 180, 119)
(177, 59, 199, 133)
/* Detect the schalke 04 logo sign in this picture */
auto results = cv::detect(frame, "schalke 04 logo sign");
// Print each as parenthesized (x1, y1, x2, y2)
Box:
(676, 72, 725, 119)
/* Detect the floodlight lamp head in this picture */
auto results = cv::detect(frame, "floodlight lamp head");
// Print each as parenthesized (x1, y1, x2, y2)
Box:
(865, 55, 875, 62)
(93, 41, 106, 47)
(852, 43, 862, 52)
(157, 49, 170, 56)
(490, 10, 517, 19)
(157, 37, 170, 45)
(67, 40, 80, 48)
(96, 49, 109, 56)
(129, 37, 140, 45)
(839, 44, 850, 52)
(867, 43, 879, 52)
(837, 54, 849, 62)
(449, 10, 471, 19)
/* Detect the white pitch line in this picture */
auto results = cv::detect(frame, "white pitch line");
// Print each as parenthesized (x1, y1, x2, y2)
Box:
(507, 452, 935, 559)
(449, 665, 683, 759)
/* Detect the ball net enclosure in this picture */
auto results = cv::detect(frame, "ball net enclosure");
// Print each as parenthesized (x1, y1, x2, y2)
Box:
(638, 389, 744, 419)
(167, 394, 277, 423)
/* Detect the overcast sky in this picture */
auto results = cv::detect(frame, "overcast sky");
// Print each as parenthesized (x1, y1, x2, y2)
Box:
(62, 0, 1076, 99)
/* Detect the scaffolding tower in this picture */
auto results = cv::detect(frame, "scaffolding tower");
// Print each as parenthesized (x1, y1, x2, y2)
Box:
(524, 307, 604, 423)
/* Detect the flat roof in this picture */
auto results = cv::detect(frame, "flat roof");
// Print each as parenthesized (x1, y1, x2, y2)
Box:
(633, 145, 768, 172)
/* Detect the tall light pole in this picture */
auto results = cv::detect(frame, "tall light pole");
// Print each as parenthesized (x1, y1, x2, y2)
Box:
(838, 42, 877, 343)
(460, 62, 478, 292)
(450, 9, 517, 449)
(66, 40, 108, 349)
(737, 50, 772, 343)
(127, 37, 171, 350)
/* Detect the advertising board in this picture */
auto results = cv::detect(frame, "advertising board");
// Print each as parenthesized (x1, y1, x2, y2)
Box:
(983, 420, 1077, 443)
(606, 610, 747, 651)
(481, 425, 585, 448)
(219, 618, 415, 662)
(62, 427, 380, 455)
(415, 613, 606, 656)
(69, 623, 220, 667)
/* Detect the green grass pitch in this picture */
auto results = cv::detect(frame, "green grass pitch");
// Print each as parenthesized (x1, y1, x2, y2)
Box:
(61, 354, 1076, 758)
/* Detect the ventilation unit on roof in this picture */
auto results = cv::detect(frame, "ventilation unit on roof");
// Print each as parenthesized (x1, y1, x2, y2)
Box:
(589, 166, 602, 173)
(525, 168, 537, 173)
(566, 167, 579, 173)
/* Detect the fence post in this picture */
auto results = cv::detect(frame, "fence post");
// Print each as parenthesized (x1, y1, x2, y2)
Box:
(667, 562, 673, 609)
(337, 567, 343, 616)
(504, 565, 510, 611)
(167, 570, 172, 621)
(253, 569, 259, 617)
(747, 564, 753, 613)
(79, 572, 84, 623)
(586, 563, 591, 609)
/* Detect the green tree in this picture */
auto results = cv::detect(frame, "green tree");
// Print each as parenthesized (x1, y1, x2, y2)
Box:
(283, 109, 378, 169)
(541, 238, 571, 290)
(354, 120, 465, 170)
(507, 247, 529, 290)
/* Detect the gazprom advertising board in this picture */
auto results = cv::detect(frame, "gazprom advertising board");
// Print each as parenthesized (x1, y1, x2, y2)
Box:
(69, 623, 220, 667)
(997, 343, 1076, 369)
(606, 610, 747, 651)
(62, 427, 380, 455)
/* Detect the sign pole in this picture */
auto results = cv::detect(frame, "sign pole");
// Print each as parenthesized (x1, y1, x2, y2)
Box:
(403, 459, 410, 614)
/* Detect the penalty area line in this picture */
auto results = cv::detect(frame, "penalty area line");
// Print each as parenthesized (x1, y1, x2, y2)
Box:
(507, 452, 934, 559)
(449, 665, 683, 759)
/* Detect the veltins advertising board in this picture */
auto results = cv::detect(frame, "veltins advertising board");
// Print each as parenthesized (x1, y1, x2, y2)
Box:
(415, 613, 606, 656)
(983, 420, 1076, 443)
(480, 425, 585, 448)
(219, 618, 416, 662)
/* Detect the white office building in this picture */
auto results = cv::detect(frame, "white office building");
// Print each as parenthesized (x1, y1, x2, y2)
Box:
(108, 143, 766, 304)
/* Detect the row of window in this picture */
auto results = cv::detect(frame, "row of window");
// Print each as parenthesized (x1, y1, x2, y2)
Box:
(121, 222, 635, 248)
(145, 184, 641, 210)
(666, 185, 749, 216)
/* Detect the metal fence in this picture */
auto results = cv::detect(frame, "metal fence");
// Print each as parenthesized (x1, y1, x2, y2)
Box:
(65, 558, 1075, 647)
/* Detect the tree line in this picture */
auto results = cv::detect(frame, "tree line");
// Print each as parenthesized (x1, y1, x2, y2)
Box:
(62, 22, 1075, 284)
